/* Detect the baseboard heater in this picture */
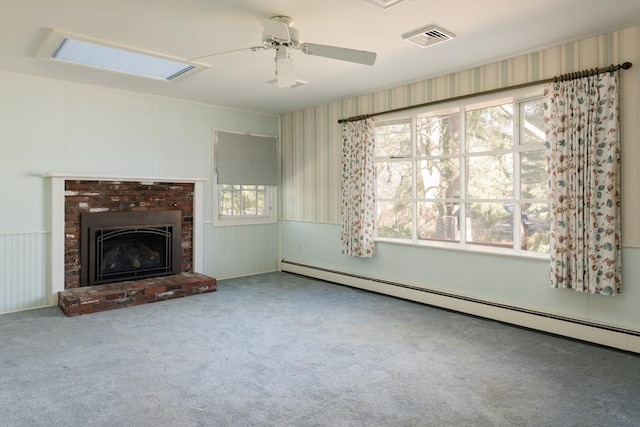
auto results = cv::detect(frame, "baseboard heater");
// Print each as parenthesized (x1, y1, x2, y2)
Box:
(279, 259, 640, 354)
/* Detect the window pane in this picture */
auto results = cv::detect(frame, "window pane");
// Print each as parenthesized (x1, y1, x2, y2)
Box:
(232, 186, 241, 213)
(372, 93, 545, 255)
(376, 161, 413, 199)
(520, 150, 549, 199)
(256, 189, 266, 215)
(220, 185, 234, 215)
(241, 187, 257, 215)
(466, 202, 514, 248)
(375, 122, 411, 157)
(416, 159, 460, 199)
(376, 201, 412, 239)
(521, 99, 545, 145)
(417, 201, 459, 242)
(521, 203, 550, 253)
(466, 103, 513, 152)
(219, 184, 269, 218)
(466, 154, 513, 198)
(417, 113, 460, 156)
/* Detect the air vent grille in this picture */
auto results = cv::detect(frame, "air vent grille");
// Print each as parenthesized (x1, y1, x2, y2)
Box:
(365, 0, 407, 9)
(403, 25, 455, 48)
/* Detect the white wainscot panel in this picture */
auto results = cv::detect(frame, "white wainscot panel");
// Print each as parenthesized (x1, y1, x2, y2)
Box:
(0, 232, 49, 313)
(203, 223, 279, 279)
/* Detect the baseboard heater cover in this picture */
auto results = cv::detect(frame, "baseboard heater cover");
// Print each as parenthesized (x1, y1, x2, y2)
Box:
(279, 259, 640, 354)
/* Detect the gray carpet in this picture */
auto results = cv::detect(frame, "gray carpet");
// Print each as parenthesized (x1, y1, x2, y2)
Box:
(0, 272, 638, 427)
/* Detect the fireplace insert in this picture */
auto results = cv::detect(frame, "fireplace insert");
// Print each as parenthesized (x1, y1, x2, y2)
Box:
(80, 210, 182, 286)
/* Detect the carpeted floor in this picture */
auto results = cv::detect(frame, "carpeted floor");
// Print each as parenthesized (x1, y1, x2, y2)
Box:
(1, 271, 639, 427)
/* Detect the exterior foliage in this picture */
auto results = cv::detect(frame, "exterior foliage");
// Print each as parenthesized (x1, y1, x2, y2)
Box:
(374, 94, 550, 254)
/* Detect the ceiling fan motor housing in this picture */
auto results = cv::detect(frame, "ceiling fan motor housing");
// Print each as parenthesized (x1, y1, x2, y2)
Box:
(262, 16, 301, 48)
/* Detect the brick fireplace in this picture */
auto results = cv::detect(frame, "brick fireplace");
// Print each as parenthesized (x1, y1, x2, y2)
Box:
(47, 175, 215, 316)
(63, 180, 194, 289)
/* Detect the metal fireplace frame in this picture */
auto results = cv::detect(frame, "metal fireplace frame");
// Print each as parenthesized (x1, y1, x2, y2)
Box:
(80, 210, 182, 286)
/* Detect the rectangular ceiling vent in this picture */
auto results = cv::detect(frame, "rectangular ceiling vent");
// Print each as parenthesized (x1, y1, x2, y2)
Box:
(365, 0, 407, 9)
(403, 25, 455, 48)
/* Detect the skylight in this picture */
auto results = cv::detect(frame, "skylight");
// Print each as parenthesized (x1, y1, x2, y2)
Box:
(38, 30, 208, 82)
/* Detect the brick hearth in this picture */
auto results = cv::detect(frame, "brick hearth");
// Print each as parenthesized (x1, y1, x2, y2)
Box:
(58, 273, 216, 316)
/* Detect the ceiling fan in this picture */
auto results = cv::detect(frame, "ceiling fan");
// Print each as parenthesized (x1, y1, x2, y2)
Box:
(192, 16, 377, 88)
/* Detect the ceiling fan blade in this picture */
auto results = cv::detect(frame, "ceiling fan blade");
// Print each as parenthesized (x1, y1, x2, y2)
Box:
(260, 16, 290, 43)
(189, 46, 265, 61)
(299, 43, 377, 66)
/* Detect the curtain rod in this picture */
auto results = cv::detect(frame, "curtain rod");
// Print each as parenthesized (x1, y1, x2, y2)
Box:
(338, 61, 633, 124)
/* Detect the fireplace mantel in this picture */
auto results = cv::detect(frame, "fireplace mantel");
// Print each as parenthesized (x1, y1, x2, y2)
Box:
(43, 172, 206, 183)
(45, 173, 206, 304)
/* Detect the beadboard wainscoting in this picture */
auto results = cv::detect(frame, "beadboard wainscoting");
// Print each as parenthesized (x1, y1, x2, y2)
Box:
(0, 232, 49, 313)
(203, 223, 279, 279)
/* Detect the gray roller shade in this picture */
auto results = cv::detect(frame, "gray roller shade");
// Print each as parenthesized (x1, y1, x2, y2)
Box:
(215, 131, 278, 185)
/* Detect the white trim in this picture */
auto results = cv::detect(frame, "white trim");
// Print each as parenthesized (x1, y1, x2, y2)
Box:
(43, 172, 206, 182)
(192, 181, 205, 274)
(212, 217, 278, 227)
(375, 236, 550, 260)
(50, 177, 65, 303)
(0, 231, 49, 236)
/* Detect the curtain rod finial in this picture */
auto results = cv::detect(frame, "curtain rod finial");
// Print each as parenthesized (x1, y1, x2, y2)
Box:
(621, 62, 632, 70)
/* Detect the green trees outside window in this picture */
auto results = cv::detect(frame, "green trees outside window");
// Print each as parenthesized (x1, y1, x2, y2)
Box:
(374, 92, 550, 254)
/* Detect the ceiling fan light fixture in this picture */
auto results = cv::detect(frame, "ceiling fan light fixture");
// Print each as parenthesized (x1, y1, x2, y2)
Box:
(275, 57, 296, 88)
(274, 46, 297, 88)
(402, 25, 455, 48)
(267, 78, 307, 88)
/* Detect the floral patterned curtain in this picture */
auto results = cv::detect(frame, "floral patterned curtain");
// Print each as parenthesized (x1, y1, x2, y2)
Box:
(340, 118, 376, 257)
(544, 71, 621, 295)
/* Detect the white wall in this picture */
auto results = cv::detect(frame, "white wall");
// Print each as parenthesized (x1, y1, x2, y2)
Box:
(0, 71, 280, 313)
(279, 26, 640, 332)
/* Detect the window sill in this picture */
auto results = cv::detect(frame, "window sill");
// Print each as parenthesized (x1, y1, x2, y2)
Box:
(212, 217, 277, 227)
(375, 237, 549, 260)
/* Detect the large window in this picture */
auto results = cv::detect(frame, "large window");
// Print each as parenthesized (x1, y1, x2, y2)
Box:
(374, 89, 550, 255)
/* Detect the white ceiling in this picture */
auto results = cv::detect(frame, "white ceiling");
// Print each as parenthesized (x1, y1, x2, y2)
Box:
(1, 0, 639, 115)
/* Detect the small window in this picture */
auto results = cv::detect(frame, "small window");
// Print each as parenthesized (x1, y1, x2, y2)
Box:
(213, 130, 278, 226)
(219, 184, 270, 217)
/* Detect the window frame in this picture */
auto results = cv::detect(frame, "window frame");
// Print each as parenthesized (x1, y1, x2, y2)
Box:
(212, 129, 278, 227)
(212, 183, 277, 226)
(373, 86, 550, 258)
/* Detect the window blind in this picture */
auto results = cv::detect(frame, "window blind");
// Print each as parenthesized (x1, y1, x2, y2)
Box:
(215, 131, 278, 185)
